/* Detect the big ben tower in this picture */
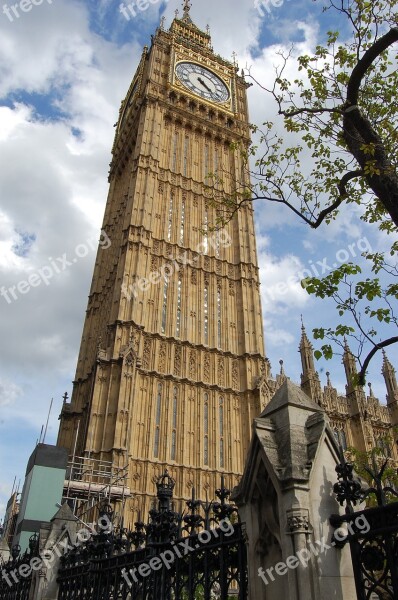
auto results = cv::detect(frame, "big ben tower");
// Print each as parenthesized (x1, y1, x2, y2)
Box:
(57, 1, 267, 523)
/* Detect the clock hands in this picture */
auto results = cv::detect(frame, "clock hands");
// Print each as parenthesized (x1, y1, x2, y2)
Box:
(197, 76, 212, 94)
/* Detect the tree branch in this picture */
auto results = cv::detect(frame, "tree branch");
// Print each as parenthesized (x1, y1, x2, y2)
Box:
(346, 27, 398, 106)
(311, 170, 363, 228)
(358, 337, 398, 385)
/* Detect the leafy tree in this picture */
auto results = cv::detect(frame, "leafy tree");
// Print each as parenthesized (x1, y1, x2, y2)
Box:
(209, 0, 398, 384)
(347, 430, 398, 506)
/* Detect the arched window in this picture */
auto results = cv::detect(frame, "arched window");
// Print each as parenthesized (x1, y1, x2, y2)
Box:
(183, 136, 189, 177)
(176, 277, 182, 338)
(167, 193, 174, 242)
(154, 383, 162, 458)
(171, 387, 178, 460)
(171, 131, 178, 172)
(333, 427, 348, 451)
(204, 393, 209, 466)
(217, 287, 222, 348)
(180, 201, 185, 246)
(204, 143, 209, 179)
(161, 277, 169, 334)
(203, 208, 209, 255)
(219, 396, 224, 468)
(204, 285, 209, 345)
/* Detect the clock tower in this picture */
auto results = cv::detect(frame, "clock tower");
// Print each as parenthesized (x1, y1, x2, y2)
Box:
(57, 1, 268, 524)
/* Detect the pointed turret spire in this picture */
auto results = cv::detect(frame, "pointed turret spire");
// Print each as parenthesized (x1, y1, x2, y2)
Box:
(299, 319, 322, 403)
(343, 338, 358, 387)
(382, 349, 398, 405)
(342, 339, 367, 425)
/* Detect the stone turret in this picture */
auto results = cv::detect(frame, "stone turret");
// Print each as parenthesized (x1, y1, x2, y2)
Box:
(342, 340, 368, 452)
(299, 321, 322, 404)
(382, 350, 398, 426)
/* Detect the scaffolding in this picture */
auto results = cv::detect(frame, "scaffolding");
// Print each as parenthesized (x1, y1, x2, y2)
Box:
(62, 455, 131, 526)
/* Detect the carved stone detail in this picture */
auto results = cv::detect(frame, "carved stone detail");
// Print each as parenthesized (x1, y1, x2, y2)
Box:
(218, 357, 225, 387)
(232, 361, 239, 390)
(189, 350, 196, 379)
(142, 338, 152, 370)
(287, 511, 310, 533)
(204, 353, 210, 382)
(174, 345, 182, 377)
(159, 341, 167, 372)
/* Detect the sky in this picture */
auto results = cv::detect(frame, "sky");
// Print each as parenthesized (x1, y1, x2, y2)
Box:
(0, 0, 396, 518)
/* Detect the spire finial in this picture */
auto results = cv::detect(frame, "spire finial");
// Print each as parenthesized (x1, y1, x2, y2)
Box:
(183, 0, 191, 15)
(279, 359, 285, 376)
(326, 371, 331, 386)
(300, 314, 305, 331)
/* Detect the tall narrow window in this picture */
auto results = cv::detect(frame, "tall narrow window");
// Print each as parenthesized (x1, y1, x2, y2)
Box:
(161, 277, 169, 334)
(171, 386, 178, 460)
(183, 135, 189, 177)
(340, 429, 347, 452)
(167, 194, 174, 242)
(176, 277, 182, 338)
(204, 285, 209, 345)
(204, 143, 209, 179)
(180, 201, 185, 246)
(215, 230, 221, 258)
(219, 396, 224, 468)
(214, 148, 220, 190)
(172, 132, 178, 172)
(204, 393, 209, 465)
(154, 383, 162, 458)
(203, 208, 209, 254)
(217, 287, 222, 348)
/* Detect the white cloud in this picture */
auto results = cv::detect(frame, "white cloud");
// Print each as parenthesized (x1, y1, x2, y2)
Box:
(0, 380, 22, 407)
(259, 250, 310, 314)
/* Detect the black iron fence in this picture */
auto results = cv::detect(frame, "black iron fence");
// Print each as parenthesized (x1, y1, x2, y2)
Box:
(57, 471, 247, 600)
(0, 534, 38, 600)
(330, 451, 398, 599)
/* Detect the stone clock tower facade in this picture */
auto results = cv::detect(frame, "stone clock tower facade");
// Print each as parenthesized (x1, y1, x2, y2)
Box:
(57, 2, 268, 524)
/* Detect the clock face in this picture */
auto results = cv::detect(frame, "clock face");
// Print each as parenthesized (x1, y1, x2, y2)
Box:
(175, 62, 230, 103)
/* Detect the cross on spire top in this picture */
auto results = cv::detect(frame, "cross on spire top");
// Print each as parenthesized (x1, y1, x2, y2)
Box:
(183, 0, 192, 15)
